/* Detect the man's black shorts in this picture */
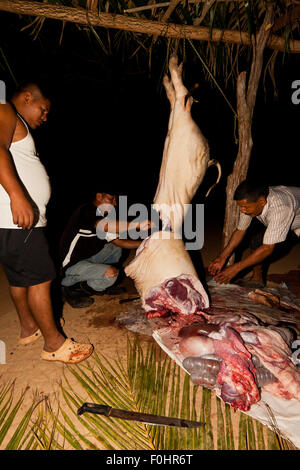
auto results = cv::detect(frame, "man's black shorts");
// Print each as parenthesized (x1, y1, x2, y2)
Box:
(0, 227, 56, 287)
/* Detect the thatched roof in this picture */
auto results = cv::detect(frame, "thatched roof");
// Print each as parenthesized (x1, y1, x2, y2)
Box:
(0, 1, 299, 86)
(0, 1, 300, 50)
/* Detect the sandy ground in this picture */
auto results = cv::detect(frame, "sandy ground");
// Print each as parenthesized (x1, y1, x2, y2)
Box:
(0, 221, 299, 448)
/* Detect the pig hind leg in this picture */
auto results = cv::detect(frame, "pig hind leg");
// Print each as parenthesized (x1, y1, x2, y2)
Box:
(168, 55, 189, 105)
(163, 75, 175, 109)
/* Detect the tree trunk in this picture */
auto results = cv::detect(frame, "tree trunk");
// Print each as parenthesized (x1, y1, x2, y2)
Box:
(222, 7, 274, 261)
(222, 72, 252, 255)
(0, 0, 299, 53)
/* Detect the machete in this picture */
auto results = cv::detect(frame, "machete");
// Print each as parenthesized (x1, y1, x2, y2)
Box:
(77, 403, 205, 428)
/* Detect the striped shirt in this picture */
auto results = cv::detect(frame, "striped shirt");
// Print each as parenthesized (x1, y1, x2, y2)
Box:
(237, 186, 300, 244)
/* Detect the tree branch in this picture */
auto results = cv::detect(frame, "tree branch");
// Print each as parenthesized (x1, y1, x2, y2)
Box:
(123, 0, 248, 13)
(247, 6, 274, 112)
(222, 7, 274, 256)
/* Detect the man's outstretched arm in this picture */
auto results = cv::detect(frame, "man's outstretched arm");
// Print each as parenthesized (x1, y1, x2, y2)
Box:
(98, 218, 154, 234)
(112, 238, 141, 249)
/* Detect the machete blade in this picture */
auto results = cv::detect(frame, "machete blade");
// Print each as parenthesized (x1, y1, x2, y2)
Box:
(77, 403, 205, 428)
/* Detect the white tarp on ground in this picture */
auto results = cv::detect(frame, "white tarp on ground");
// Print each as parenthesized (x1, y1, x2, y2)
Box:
(153, 329, 300, 449)
(152, 280, 300, 448)
(118, 280, 300, 448)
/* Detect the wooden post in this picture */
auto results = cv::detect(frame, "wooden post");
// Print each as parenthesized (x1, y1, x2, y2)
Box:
(222, 7, 274, 262)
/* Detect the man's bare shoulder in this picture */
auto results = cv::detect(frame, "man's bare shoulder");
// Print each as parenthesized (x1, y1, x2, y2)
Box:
(0, 102, 16, 122)
(0, 103, 17, 147)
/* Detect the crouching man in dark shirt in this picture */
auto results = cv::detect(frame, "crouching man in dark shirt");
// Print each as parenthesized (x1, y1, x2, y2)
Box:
(59, 191, 153, 308)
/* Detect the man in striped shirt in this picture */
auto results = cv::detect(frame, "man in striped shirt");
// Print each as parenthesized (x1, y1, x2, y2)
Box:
(208, 181, 300, 285)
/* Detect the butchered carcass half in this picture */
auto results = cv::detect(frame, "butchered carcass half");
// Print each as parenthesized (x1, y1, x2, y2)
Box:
(125, 231, 209, 318)
(153, 54, 221, 232)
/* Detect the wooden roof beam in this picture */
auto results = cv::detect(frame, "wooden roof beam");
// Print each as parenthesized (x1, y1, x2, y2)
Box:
(0, 0, 299, 53)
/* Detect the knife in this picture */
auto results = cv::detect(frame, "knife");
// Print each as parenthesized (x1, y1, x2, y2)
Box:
(77, 403, 205, 428)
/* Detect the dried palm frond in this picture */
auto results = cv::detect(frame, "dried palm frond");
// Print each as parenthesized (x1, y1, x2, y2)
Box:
(0, 47, 18, 86)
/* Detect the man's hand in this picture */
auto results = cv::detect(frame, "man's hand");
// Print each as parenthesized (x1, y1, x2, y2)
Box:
(213, 264, 240, 284)
(139, 220, 156, 231)
(128, 220, 156, 231)
(208, 256, 227, 276)
(208, 229, 247, 277)
(10, 194, 34, 229)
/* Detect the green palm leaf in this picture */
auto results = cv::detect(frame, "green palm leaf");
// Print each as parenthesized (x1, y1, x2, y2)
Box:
(0, 383, 44, 450)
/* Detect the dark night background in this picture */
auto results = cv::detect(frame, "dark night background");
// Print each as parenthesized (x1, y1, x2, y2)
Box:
(1, 13, 299, 263)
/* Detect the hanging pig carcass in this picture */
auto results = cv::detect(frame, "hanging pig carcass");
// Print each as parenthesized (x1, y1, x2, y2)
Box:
(153, 55, 221, 232)
(125, 55, 220, 317)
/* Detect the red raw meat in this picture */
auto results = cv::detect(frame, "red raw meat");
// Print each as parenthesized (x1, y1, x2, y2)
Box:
(145, 275, 207, 318)
(178, 310, 300, 411)
(213, 326, 260, 411)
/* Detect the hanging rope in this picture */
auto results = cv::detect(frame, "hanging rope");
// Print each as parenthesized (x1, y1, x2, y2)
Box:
(188, 39, 237, 118)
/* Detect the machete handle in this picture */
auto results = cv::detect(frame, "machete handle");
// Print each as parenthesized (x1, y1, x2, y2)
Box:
(77, 403, 112, 416)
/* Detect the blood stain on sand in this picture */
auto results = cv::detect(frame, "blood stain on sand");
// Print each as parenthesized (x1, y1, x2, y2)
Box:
(88, 311, 117, 328)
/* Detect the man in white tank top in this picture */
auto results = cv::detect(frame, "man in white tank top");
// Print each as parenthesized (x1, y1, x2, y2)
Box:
(0, 82, 93, 364)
